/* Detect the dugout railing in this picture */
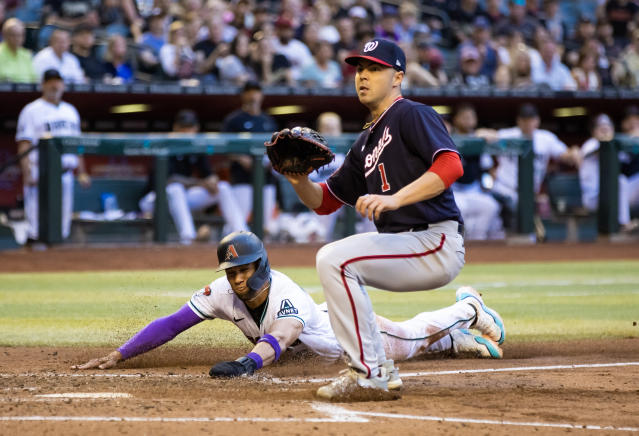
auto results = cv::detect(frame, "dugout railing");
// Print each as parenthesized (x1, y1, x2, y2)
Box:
(599, 137, 639, 234)
(38, 134, 535, 244)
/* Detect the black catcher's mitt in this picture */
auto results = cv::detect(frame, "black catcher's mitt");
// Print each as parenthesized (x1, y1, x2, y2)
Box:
(265, 127, 335, 175)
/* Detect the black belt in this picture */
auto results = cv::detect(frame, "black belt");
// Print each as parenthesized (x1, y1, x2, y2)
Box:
(407, 222, 464, 235)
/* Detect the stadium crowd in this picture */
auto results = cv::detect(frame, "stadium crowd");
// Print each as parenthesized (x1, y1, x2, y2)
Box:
(2, 0, 639, 90)
(3, 0, 639, 246)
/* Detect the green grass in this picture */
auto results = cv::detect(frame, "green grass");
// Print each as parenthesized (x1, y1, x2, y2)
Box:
(1, 261, 638, 347)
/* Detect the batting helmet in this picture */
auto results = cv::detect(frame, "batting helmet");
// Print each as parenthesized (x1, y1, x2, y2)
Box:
(216, 231, 271, 295)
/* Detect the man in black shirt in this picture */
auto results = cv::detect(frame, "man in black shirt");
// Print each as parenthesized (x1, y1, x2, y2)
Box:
(222, 81, 279, 233)
(70, 24, 107, 81)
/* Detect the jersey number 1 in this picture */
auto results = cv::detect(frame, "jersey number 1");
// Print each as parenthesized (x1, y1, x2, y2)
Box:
(378, 163, 391, 192)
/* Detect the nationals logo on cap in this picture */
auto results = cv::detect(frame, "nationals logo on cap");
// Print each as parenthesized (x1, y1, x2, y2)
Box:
(345, 38, 406, 72)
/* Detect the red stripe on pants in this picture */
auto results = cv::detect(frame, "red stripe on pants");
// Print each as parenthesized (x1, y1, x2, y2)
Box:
(338, 233, 446, 378)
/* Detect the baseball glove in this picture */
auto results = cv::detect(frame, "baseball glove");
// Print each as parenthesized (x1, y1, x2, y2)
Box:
(265, 127, 335, 175)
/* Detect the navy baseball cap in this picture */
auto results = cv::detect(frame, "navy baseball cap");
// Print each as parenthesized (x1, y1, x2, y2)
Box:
(345, 38, 406, 72)
(42, 69, 63, 82)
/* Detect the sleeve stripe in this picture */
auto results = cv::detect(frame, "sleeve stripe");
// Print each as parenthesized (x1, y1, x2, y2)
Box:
(432, 148, 459, 163)
(188, 300, 214, 320)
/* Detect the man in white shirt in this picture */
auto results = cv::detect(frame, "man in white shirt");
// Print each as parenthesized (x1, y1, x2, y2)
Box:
(579, 113, 637, 231)
(32, 28, 86, 84)
(16, 69, 89, 241)
(491, 103, 580, 228)
(271, 16, 312, 81)
(531, 39, 576, 90)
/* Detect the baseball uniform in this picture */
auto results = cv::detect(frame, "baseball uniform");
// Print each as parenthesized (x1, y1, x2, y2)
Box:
(16, 97, 81, 240)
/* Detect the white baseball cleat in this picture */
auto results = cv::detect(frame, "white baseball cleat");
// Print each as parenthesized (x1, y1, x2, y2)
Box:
(382, 359, 403, 391)
(456, 286, 506, 344)
(450, 329, 503, 359)
(315, 367, 401, 402)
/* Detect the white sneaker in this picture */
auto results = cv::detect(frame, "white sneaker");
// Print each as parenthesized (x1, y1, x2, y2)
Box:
(450, 329, 503, 358)
(382, 360, 403, 391)
(315, 367, 401, 402)
(456, 286, 506, 344)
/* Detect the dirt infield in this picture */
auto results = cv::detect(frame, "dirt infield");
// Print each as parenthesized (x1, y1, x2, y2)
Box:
(2, 340, 638, 435)
(2, 240, 639, 434)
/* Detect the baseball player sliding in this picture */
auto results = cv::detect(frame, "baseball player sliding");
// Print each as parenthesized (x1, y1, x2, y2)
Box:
(279, 39, 474, 401)
(73, 231, 505, 389)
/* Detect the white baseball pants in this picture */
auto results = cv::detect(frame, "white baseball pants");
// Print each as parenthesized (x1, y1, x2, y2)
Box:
(139, 181, 247, 244)
(23, 171, 74, 240)
(316, 220, 465, 377)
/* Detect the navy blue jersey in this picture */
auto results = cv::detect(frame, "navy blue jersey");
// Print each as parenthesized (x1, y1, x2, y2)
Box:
(326, 98, 463, 233)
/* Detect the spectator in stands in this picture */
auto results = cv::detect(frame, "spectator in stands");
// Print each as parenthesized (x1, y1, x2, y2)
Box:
(298, 40, 342, 88)
(563, 16, 595, 71)
(248, 32, 293, 86)
(495, 0, 539, 45)
(16, 69, 90, 243)
(450, 103, 504, 240)
(484, 0, 506, 24)
(160, 20, 196, 80)
(470, 15, 499, 79)
(487, 103, 581, 230)
(539, 0, 566, 43)
(183, 11, 204, 47)
(397, 2, 426, 44)
(216, 31, 253, 86)
(103, 34, 135, 84)
(40, 0, 99, 50)
(403, 41, 440, 88)
(137, 13, 167, 77)
(0, 18, 37, 83)
(571, 50, 601, 90)
(509, 47, 534, 88)
(222, 81, 279, 235)
(99, 0, 131, 37)
(451, 45, 491, 87)
(423, 44, 449, 85)
(579, 113, 638, 233)
(531, 38, 577, 89)
(605, 0, 638, 45)
(33, 28, 86, 84)
(448, 0, 487, 45)
(333, 15, 357, 64)
(375, 4, 401, 42)
(272, 16, 312, 81)
(229, 0, 253, 32)
(193, 17, 228, 82)
(301, 20, 322, 55)
(71, 24, 107, 81)
(612, 28, 639, 87)
(139, 109, 248, 245)
(313, 1, 340, 44)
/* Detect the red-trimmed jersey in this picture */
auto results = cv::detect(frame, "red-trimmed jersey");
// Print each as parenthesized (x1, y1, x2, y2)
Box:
(325, 98, 463, 233)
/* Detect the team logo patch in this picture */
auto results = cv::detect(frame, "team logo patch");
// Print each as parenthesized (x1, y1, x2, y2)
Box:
(277, 299, 298, 317)
(225, 244, 239, 261)
(363, 41, 378, 52)
(203, 285, 211, 296)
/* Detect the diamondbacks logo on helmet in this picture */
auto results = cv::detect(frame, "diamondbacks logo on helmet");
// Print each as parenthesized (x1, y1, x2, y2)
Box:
(225, 244, 239, 261)
(363, 41, 378, 52)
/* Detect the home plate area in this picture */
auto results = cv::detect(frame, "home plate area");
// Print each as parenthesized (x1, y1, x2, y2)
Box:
(1, 344, 638, 435)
